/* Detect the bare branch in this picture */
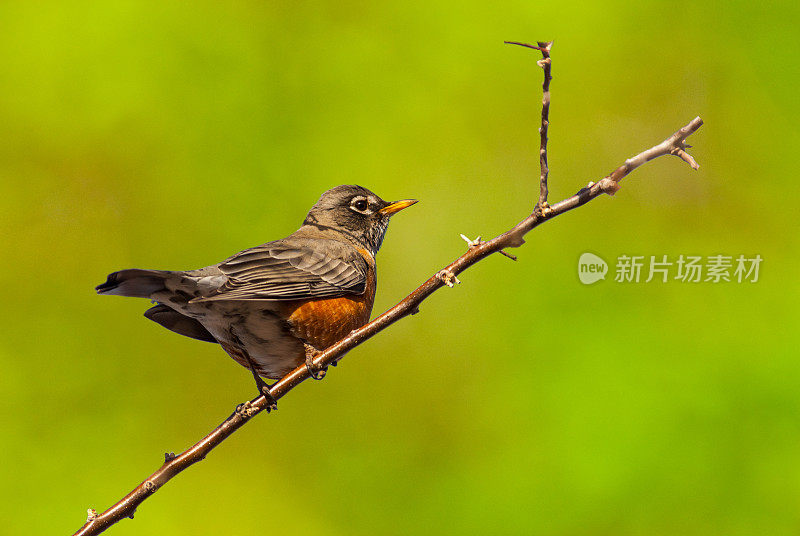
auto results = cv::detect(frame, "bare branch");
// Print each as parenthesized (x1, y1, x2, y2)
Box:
(502, 41, 547, 51)
(72, 47, 703, 536)
(604, 116, 703, 189)
(506, 39, 553, 212)
(536, 42, 552, 210)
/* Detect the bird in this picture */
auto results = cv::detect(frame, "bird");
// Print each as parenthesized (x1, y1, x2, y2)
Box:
(96, 185, 417, 408)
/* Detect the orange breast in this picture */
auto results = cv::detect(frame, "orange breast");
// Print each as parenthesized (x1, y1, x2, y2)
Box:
(279, 250, 376, 350)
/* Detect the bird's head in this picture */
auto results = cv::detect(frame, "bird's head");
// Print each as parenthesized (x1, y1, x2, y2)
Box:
(302, 185, 417, 256)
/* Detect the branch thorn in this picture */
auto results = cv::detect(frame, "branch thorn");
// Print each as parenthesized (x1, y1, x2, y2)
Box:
(460, 234, 483, 248)
(671, 147, 700, 170)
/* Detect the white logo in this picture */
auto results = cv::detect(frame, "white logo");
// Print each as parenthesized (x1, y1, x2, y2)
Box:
(578, 253, 608, 285)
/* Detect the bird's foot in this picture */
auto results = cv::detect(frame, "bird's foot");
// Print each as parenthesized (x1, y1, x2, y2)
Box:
(304, 344, 327, 380)
(249, 374, 278, 411)
(258, 381, 278, 411)
(245, 363, 278, 411)
(232, 341, 279, 411)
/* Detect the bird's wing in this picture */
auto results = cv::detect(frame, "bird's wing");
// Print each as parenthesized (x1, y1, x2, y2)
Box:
(192, 241, 369, 302)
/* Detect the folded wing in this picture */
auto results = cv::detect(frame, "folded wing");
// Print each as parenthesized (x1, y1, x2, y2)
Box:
(193, 241, 368, 302)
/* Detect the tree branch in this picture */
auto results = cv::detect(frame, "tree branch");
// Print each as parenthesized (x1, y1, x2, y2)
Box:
(504, 40, 553, 212)
(72, 43, 703, 536)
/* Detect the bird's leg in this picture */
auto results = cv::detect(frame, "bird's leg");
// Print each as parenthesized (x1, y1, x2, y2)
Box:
(241, 351, 278, 411)
(304, 343, 327, 380)
(224, 333, 278, 410)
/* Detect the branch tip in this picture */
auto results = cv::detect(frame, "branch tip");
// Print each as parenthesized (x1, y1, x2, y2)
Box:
(504, 40, 547, 52)
(672, 148, 700, 170)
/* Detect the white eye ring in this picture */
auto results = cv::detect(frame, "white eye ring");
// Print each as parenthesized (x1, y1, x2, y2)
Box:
(350, 196, 370, 213)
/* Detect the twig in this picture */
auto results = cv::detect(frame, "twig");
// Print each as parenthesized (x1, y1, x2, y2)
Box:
(461, 233, 516, 261)
(506, 40, 553, 213)
(72, 44, 703, 536)
(502, 41, 547, 51)
(537, 42, 552, 210)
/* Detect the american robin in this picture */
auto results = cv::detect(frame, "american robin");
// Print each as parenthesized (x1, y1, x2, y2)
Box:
(96, 185, 417, 408)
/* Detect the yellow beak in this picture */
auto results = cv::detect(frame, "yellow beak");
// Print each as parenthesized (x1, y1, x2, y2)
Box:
(379, 199, 418, 216)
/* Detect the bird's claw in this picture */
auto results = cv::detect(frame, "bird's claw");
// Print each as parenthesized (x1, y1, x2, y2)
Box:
(305, 356, 327, 380)
(260, 386, 278, 411)
(304, 344, 327, 380)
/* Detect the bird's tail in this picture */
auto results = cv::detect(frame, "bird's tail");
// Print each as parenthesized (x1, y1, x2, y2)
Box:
(95, 269, 177, 298)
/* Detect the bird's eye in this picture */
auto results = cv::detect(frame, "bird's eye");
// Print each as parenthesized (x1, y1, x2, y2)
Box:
(351, 198, 369, 212)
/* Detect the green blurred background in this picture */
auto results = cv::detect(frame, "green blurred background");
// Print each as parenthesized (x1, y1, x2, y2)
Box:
(1, 1, 798, 534)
